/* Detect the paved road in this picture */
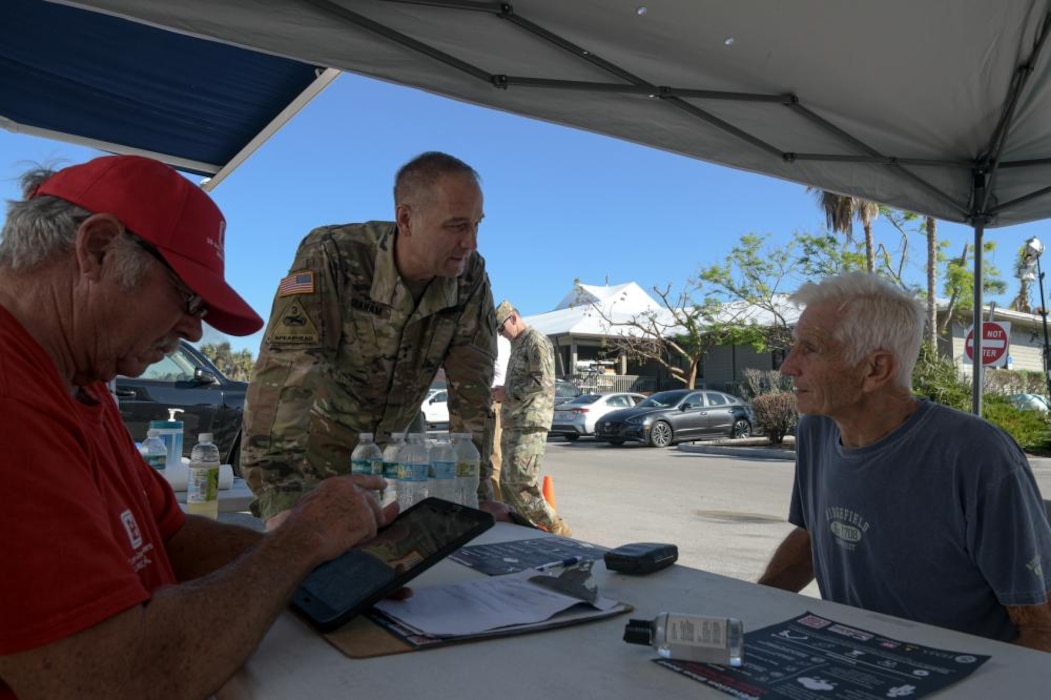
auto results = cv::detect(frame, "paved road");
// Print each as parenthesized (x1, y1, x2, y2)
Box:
(539, 436, 1051, 601)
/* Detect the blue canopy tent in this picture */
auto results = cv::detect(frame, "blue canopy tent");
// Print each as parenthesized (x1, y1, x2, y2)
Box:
(13, 0, 1051, 410)
(2, 0, 338, 189)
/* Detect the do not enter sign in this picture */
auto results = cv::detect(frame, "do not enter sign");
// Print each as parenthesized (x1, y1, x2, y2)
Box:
(964, 321, 1011, 367)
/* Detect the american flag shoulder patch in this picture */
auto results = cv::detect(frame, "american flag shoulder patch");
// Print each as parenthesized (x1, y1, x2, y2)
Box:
(278, 270, 315, 297)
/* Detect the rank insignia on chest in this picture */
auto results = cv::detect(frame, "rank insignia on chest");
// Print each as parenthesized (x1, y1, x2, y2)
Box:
(278, 270, 315, 297)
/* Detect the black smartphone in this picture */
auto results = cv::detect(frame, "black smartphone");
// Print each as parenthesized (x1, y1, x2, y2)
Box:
(290, 498, 495, 632)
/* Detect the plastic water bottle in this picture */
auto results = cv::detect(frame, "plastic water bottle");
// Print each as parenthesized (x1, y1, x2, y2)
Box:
(396, 433, 430, 509)
(149, 407, 184, 471)
(452, 432, 480, 508)
(380, 433, 406, 507)
(428, 435, 458, 502)
(186, 433, 221, 519)
(140, 429, 168, 471)
(351, 432, 384, 497)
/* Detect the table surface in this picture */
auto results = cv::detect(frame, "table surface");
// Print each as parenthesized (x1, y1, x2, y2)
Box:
(218, 523, 1051, 699)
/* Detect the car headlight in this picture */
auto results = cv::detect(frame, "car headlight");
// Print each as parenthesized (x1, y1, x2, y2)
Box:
(625, 415, 648, 425)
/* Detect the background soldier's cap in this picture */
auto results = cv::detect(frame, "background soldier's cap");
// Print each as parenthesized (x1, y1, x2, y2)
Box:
(33, 155, 263, 336)
(495, 299, 515, 327)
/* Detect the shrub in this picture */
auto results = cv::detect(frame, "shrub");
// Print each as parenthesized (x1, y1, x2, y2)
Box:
(981, 395, 1051, 454)
(741, 368, 790, 401)
(911, 342, 972, 412)
(752, 392, 798, 444)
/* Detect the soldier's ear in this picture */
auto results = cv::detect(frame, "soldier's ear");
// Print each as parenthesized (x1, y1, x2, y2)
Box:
(396, 203, 413, 237)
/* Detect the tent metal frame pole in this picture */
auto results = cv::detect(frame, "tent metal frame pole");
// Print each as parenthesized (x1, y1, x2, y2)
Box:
(972, 220, 985, 416)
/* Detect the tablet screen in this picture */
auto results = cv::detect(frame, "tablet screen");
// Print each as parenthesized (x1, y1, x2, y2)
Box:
(291, 498, 494, 631)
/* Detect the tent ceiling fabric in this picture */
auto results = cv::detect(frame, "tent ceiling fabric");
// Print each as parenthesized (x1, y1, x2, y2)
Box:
(65, 0, 1051, 227)
(3, 0, 325, 176)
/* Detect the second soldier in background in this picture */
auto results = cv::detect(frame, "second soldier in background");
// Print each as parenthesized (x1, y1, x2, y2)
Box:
(495, 300, 571, 535)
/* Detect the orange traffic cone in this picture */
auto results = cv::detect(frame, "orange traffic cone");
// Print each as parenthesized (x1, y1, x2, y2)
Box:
(542, 475, 557, 509)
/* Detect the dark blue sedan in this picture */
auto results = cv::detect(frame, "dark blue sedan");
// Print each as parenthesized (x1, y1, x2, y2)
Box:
(594, 389, 753, 447)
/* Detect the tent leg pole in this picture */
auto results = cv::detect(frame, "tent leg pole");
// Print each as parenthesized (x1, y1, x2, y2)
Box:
(972, 222, 985, 416)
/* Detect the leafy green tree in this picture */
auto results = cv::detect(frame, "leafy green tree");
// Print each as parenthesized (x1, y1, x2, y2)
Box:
(199, 341, 256, 381)
(939, 240, 1005, 335)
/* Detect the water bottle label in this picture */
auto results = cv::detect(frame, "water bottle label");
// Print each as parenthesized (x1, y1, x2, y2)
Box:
(382, 460, 400, 480)
(398, 462, 428, 482)
(456, 460, 479, 477)
(432, 460, 457, 480)
(187, 467, 219, 503)
(145, 454, 166, 470)
(368, 456, 383, 475)
(351, 458, 372, 475)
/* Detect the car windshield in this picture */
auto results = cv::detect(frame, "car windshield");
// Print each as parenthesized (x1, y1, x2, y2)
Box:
(565, 394, 601, 406)
(637, 390, 689, 408)
(556, 380, 580, 398)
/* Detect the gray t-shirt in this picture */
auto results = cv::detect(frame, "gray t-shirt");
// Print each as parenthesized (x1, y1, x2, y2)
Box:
(789, 399, 1051, 642)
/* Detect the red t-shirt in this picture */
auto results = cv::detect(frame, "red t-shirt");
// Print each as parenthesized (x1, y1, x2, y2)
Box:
(0, 307, 185, 696)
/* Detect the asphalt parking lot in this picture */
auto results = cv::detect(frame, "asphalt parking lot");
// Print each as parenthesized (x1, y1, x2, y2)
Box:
(538, 436, 819, 597)
(539, 436, 1051, 601)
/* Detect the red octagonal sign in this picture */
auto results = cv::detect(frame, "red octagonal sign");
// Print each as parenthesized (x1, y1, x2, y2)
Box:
(964, 321, 1011, 366)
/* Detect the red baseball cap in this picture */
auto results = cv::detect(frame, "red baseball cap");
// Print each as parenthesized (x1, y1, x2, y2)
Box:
(33, 155, 262, 336)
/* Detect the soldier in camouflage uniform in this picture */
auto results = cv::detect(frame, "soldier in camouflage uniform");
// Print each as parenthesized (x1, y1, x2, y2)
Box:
(242, 152, 498, 522)
(494, 300, 571, 535)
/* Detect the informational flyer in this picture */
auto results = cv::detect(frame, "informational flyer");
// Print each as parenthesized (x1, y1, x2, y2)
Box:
(657, 612, 990, 700)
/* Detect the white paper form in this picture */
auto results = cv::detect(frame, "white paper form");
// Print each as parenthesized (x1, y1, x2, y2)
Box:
(373, 571, 619, 637)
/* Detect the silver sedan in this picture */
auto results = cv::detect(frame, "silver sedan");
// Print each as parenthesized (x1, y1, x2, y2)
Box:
(550, 392, 647, 441)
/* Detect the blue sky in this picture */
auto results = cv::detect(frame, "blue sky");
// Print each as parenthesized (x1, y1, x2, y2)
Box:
(2, 72, 1047, 354)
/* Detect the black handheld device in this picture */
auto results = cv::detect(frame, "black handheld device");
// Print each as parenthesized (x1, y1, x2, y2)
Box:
(603, 542, 678, 575)
(290, 497, 494, 632)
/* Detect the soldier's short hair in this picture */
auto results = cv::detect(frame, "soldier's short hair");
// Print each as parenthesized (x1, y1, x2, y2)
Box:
(394, 152, 481, 206)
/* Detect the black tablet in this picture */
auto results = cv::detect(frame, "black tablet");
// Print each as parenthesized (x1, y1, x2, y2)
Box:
(290, 497, 495, 632)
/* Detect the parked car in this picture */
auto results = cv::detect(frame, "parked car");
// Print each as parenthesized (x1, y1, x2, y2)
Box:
(422, 388, 450, 427)
(115, 340, 247, 469)
(1006, 393, 1051, 412)
(550, 392, 647, 441)
(555, 378, 583, 406)
(594, 388, 754, 447)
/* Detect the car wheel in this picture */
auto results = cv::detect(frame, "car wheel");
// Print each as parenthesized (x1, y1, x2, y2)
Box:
(731, 419, 752, 439)
(649, 421, 673, 448)
(607, 439, 625, 446)
(564, 434, 580, 442)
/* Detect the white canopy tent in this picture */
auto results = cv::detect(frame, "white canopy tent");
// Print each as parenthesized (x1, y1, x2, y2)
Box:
(50, 0, 1051, 410)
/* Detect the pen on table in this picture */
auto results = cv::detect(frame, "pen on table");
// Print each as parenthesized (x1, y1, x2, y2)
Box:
(535, 556, 581, 572)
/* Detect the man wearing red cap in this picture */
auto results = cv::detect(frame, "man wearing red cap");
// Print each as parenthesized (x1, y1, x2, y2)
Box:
(0, 155, 393, 699)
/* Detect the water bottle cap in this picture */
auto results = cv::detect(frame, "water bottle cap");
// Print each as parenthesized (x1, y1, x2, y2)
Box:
(198, 433, 214, 443)
(360, 432, 374, 441)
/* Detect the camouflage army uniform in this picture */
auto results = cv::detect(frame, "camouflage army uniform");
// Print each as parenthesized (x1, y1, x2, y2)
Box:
(500, 326, 569, 534)
(242, 222, 497, 519)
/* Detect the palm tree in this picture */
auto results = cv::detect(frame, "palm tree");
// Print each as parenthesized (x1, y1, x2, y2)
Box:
(924, 216, 937, 347)
(808, 189, 880, 272)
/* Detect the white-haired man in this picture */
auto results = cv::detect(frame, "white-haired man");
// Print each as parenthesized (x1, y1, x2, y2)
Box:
(759, 271, 1051, 650)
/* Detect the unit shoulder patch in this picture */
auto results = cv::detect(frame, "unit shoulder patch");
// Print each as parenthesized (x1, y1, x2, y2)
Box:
(269, 297, 320, 344)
